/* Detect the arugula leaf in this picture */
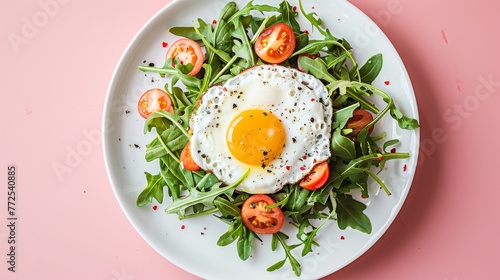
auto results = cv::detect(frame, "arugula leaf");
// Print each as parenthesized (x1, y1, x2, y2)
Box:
(136, 172, 165, 207)
(214, 197, 240, 217)
(193, 21, 231, 64)
(267, 232, 301, 276)
(165, 169, 249, 217)
(194, 172, 220, 190)
(145, 125, 188, 162)
(331, 129, 356, 161)
(284, 185, 311, 223)
(227, 1, 278, 27)
(159, 160, 182, 199)
(231, 19, 255, 67)
(237, 226, 256, 260)
(359, 53, 383, 84)
(297, 56, 335, 83)
(335, 193, 372, 233)
(217, 217, 243, 246)
(300, 209, 336, 256)
(267, 258, 286, 272)
(297, 0, 326, 36)
(332, 103, 359, 129)
(278, 0, 301, 33)
(169, 26, 201, 41)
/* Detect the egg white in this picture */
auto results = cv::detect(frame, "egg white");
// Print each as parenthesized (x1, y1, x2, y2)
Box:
(189, 65, 333, 194)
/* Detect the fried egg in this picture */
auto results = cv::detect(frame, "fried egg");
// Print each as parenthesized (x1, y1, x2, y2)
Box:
(189, 65, 332, 194)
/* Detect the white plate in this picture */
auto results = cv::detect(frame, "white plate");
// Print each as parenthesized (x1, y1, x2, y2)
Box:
(102, 0, 420, 279)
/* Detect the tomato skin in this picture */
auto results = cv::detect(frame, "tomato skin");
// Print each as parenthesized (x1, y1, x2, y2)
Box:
(165, 38, 204, 76)
(137, 88, 173, 119)
(254, 23, 296, 64)
(346, 109, 374, 136)
(299, 161, 330, 191)
(241, 194, 285, 234)
(180, 142, 200, 171)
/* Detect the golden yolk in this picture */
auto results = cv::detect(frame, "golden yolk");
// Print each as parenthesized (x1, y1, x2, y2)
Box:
(226, 109, 286, 167)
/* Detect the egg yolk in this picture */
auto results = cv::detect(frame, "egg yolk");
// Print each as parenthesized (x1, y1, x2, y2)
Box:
(226, 109, 286, 167)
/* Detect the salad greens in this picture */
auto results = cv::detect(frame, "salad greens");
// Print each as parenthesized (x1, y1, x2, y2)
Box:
(136, 0, 419, 276)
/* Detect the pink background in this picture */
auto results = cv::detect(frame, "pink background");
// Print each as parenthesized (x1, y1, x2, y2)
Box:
(1, 0, 499, 279)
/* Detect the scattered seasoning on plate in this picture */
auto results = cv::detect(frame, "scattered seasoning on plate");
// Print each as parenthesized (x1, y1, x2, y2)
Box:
(391, 148, 396, 153)
(403, 164, 407, 172)
(148, 62, 155, 67)
(340, 236, 345, 240)
(152, 205, 158, 210)
(125, 108, 130, 114)
(212, 19, 217, 24)
(162, 42, 168, 48)
(181, 225, 185, 230)
(384, 80, 390, 85)
(292, 6, 297, 11)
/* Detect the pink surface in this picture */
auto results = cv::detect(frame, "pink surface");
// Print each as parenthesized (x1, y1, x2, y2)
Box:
(1, 0, 499, 279)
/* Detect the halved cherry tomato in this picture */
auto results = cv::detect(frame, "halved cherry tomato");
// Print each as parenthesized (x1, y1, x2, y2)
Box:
(241, 194, 284, 234)
(180, 142, 200, 171)
(254, 23, 296, 64)
(137, 88, 173, 119)
(299, 161, 330, 191)
(345, 109, 374, 136)
(165, 38, 204, 76)
(297, 53, 320, 72)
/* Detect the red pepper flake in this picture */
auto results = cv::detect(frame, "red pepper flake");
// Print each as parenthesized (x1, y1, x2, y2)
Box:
(181, 225, 185, 230)
(310, 97, 315, 102)
(292, 6, 297, 11)
(361, 195, 367, 199)
(152, 205, 158, 210)
(403, 164, 407, 172)
(302, 155, 307, 160)
(286, 166, 291, 171)
(162, 42, 168, 48)
(212, 19, 217, 24)
(311, 6, 315, 10)
(378, 156, 383, 161)
(304, 29, 309, 34)
(313, 159, 317, 164)
(390, 148, 396, 153)
(223, 87, 228, 92)
(300, 166, 306, 171)
(384, 80, 390, 85)
(340, 235, 345, 240)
